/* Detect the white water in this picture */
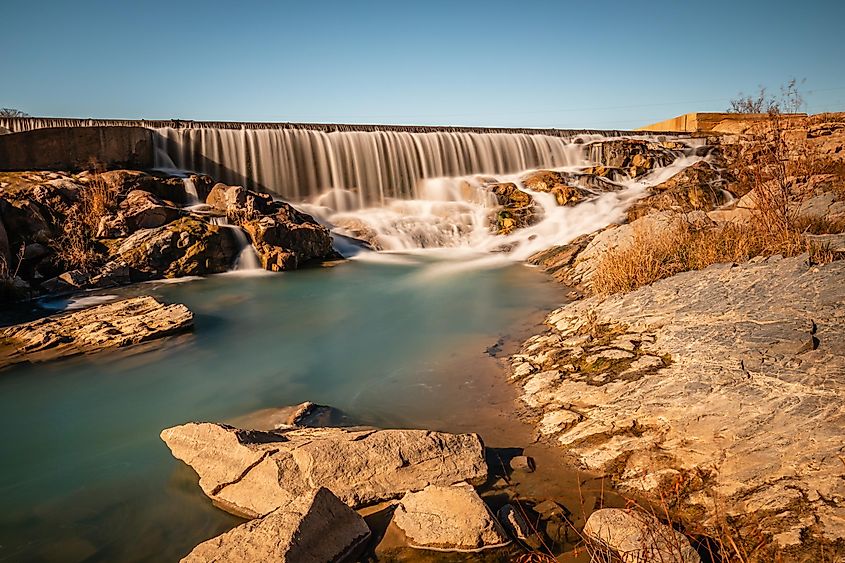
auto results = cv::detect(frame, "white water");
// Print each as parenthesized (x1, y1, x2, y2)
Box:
(154, 126, 601, 204)
(298, 147, 706, 272)
(182, 178, 200, 205)
(150, 125, 704, 271)
(209, 216, 262, 271)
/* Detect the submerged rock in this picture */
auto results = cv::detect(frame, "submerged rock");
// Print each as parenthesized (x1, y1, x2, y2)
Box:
(584, 508, 700, 563)
(182, 487, 371, 563)
(391, 483, 509, 552)
(160, 422, 487, 518)
(0, 296, 192, 369)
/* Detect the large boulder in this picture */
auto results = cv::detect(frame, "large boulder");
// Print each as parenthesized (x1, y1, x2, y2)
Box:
(160, 423, 487, 518)
(587, 139, 683, 176)
(583, 509, 700, 563)
(390, 483, 510, 552)
(119, 189, 182, 232)
(106, 217, 238, 280)
(242, 207, 334, 271)
(206, 183, 274, 217)
(97, 170, 207, 205)
(486, 182, 538, 235)
(181, 487, 371, 563)
(0, 296, 192, 369)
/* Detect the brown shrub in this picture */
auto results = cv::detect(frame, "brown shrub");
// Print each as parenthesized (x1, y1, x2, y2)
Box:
(592, 218, 836, 296)
(54, 172, 119, 272)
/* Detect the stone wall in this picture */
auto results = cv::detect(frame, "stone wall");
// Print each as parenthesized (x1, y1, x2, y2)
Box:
(639, 112, 807, 133)
(0, 126, 154, 171)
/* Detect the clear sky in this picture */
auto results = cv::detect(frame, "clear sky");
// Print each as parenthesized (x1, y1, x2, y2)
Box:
(2, 0, 843, 129)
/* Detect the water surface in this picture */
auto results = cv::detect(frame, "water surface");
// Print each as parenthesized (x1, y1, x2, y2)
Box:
(0, 256, 565, 562)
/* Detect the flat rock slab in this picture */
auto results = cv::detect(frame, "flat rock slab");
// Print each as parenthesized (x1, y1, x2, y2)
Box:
(160, 422, 487, 518)
(182, 487, 371, 563)
(0, 296, 193, 369)
(584, 508, 700, 563)
(392, 483, 510, 552)
(513, 255, 845, 549)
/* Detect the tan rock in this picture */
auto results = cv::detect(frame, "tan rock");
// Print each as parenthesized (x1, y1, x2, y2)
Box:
(584, 508, 700, 563)
(0, 296, 192, 369)
(182, 487, 371, 563)
(392, 483, 509, 551)
(160, 423, 487, 518)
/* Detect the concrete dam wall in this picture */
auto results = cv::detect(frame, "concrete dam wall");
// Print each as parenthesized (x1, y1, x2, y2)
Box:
(0, 117, 689, 202)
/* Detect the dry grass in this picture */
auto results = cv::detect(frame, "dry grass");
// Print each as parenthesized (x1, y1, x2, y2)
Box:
(54, 169, 119, 272)
(592, 108, 844, 296)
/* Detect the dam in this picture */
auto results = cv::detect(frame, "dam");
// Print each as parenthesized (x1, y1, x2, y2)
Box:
(0, 117, 687, 205)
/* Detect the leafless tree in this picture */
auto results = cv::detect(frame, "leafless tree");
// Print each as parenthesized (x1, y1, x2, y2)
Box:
(727, 78, 804, 114)
(0, 108, 29, 117)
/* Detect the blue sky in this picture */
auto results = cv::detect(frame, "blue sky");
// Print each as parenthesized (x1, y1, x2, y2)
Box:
(2, 0, 843, 129)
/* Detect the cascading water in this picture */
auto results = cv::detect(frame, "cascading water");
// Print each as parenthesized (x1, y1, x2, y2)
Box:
(153, 126, 593, 204)
(182, 178, 200, 205)
(151, 125, 705, 268)
(210, 217, 262, 271)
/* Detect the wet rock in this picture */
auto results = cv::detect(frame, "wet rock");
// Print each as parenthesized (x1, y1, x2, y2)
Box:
(182, 487, 371, 563)
(160, 423, 487, 518)
(627, 161, 732, 221)
(509, 455, 536, 473)
(106, 217, 238, 280)
(487, 182, 538, 235)
(242, 206, 334, 271)
(588, 139, 682, 175)
(0, 296, 192, 369)
(583, 508, 700, 563)
(391, 483, 509, 551)
(97, 170, 201, 205)
(497, 504, 543, 549)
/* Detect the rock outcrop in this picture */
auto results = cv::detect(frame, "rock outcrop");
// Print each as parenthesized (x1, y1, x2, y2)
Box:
(487, 182, 538, 235)
(103, 217, 239, 281)
(511, 255, 845, 551)
(625, 161, 732, 220)
(583, 509, 700, 563)
(0, 296, 192, 369)
(182, 487, 371, 563)
(160, 422, 487, 518)
(0, 168, 337, 301)
(390, 483, 510, 551)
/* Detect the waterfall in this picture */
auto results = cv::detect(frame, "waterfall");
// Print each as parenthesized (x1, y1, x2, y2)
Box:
(182, 178, 200, 205)
(210, 217, 261, 271)
(153, 127, 601, 204)
(0, 117, 701, 267)
(150, 124, 703, 265)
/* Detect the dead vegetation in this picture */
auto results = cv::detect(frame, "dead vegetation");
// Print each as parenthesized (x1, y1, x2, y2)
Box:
(592, 82, 844, 296)
(54, 164, 119, 273)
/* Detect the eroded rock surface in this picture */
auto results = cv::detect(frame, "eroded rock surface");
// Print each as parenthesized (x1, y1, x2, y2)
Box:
(583, 508, 700, 563)
(0, 296, 192, 369)
(512, 255, 845, 551)
(391, 483, 509, 551)
(160, 422, 487, 518)
(182, 487, 370, 563)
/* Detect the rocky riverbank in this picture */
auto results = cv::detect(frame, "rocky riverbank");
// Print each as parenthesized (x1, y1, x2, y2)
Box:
(507, 112, 845, 561)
